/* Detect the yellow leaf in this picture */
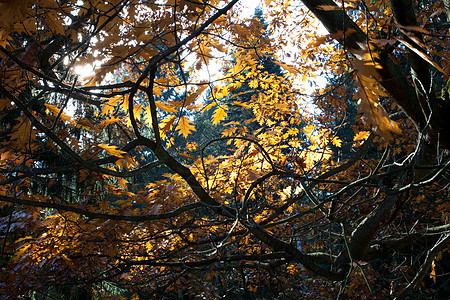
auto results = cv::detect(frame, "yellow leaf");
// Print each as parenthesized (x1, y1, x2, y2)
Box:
(98, 144, 127, 158)
(303, 124, 315, 136)
(212, 106, 227, 125)
(222, 127, 237, 137)
(393, 23, 431, 35)
(133, 103, 143, 120)
(99, 117, 121, 127)
(44, 103, 72, 123)
(332, 137, 342, 148)
(249, 79, 259, 89)
(204, 102, 217, 111)
(353, 131, 371, 141)
(102, 95, 121, 115)
(175, 117, 195, 137)
(233, 101, 251, 109)
(160, 115, 177, 135)
(224, 121, 240, 126)
(144, 106, 153, 124)
(14, 236, 34, 243)
(274, 60, 300, 75)
(76, 118, 98, 132)
(354, 75, 402, 141)
(155, 101, 178, 113)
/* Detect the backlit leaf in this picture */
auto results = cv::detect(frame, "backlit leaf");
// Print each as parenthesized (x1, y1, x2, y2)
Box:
(175, 117, 196, 137)
(212, 106, 227, 125)
(98, 144, 127, 158)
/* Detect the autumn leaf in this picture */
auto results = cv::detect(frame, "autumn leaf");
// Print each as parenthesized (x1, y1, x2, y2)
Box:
(160, 115, 177, 134)
(332, 136, 342, 148)
(175, 117, 195, 137)
(212, 106, 228, 125)
(354, 75, 402, 141)
(1, 0, 449, 298)
(249, 79, 259, 89)
(155, 101, 178, 113)
(44, 103, 72, 123)
(353, 131, 371, 141)
(393, 23, 431, 35)
(430, 260, 436, 283)
(98, 144, 127, 158)
(317, 5, 341, 11)
(76, 118, 98, 132)
(101, 95, 121, 115)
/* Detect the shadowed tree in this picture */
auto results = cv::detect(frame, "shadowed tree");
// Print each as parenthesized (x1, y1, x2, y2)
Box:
(0, 0, 448, 298)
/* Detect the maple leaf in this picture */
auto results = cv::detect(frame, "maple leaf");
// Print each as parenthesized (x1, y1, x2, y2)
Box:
(175, 117, 195, 137)
(332, 136, 342, 148)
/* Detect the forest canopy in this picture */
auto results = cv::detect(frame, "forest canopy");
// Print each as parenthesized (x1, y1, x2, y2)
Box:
(0, 0, 449, 298)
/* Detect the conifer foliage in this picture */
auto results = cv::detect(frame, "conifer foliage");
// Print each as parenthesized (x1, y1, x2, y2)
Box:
(0, 0, 449, 298)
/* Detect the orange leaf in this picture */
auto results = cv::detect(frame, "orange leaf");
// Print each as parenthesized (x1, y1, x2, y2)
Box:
(353, 131, 371, 141)
(155, 101, 178, 113)
(430, 260, 436, 283)
(175, 117, 195, 137)
(212, 106, 227, 125)
(98, 144, 127, 158)
(44, 103, 72, 123)
(317, 5, 341, 10)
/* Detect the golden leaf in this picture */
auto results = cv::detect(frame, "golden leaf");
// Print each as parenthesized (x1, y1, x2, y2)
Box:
(353, 131, 371, 141)
(155, 101, 178, 113)
(317, 5, 341, 11)
(332, 137, 342, 148)
(212, 106, 227, 125)
(98, 144, 127, 158)
(44, 104, 72, 123)
(354, 76, 402, 141)
(160, 115, 177, 135)
(175, 117, 196, 137)
(249, 79, 259, 89)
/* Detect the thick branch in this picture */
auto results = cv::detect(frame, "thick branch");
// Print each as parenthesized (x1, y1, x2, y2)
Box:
(364, 224, 450, 261)
(0, 194, 201, 222)
(300, 0, 450, 148)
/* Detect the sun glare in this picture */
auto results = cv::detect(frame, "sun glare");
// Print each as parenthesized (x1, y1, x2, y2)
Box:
(73, 64, 96, 79)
